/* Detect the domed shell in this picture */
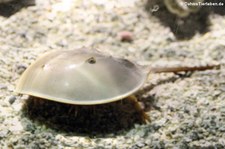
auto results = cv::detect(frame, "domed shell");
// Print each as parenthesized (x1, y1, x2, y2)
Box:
(16, 48, 147, 105)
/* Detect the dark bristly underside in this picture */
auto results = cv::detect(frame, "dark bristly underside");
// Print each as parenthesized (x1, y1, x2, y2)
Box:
(22, 96, 149, 134)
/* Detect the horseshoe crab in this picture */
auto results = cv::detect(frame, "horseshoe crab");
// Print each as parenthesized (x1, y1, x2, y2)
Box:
(15, 48, 219, 131)
(16, 48, 146, 105)
(15, 47, 219, 105)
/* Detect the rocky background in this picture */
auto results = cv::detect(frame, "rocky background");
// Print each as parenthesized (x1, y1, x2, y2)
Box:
(0, 0, 225, 148)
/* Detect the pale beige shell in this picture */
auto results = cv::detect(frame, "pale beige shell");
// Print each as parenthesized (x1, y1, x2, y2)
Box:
(16, 48, 147, 105)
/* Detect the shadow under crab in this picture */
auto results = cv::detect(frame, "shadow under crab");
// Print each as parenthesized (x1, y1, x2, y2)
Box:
(22, 95, 149, 134)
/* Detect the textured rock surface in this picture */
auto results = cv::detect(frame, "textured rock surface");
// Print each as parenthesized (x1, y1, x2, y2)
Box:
(0, 0, 225, 148)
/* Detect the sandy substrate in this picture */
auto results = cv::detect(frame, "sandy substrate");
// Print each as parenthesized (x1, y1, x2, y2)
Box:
(0, 0, 225, 148)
